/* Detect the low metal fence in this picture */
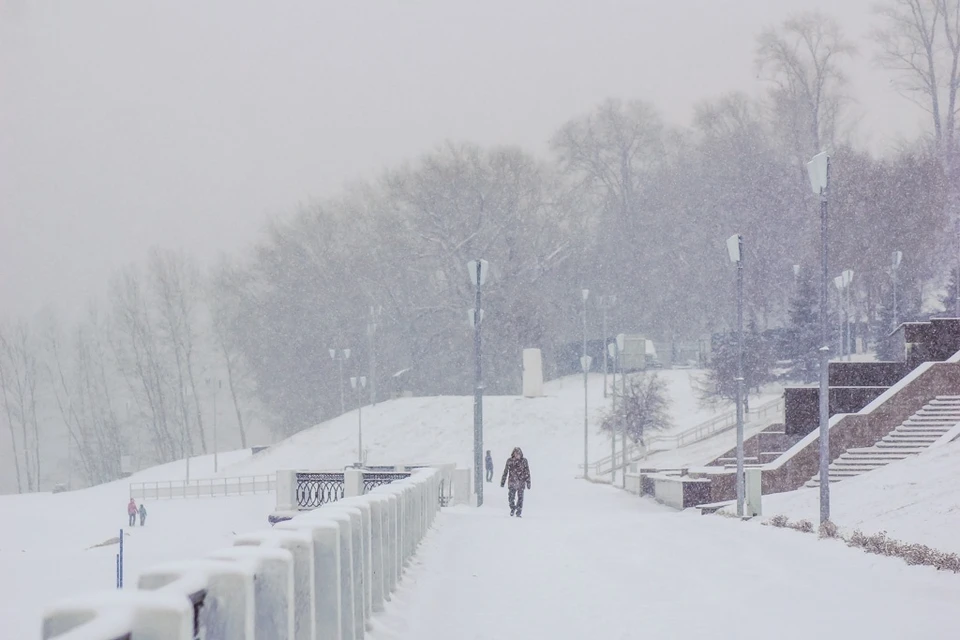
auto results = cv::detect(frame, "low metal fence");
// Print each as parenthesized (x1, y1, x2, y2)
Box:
(129, 475, 275, 500)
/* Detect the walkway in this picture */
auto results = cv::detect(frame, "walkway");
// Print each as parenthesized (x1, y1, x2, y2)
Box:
(370, 465, 960, 640)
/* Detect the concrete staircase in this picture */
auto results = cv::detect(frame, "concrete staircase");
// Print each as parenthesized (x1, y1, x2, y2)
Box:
(805, 396, 960, 488)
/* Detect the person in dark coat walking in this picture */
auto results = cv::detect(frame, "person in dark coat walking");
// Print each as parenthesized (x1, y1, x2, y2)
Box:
(500, 447, 531, 517)
(138, 503, 147, 526)
(485, 450, 494, 482)
(127, 498, 137, 527)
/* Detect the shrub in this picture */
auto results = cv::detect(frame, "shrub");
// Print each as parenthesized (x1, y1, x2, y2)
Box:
(769, 514, 789, 528)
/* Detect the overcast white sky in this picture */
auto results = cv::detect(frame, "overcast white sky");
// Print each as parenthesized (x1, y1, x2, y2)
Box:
(0, 0, 924, 320)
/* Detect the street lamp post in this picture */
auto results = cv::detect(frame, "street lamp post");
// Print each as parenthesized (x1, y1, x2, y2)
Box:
(350, 376, 367, 465)
(213, 380, 221, 473)
(580, 289, 592, 478)
(367, 306, 383, 406)
(807, 150, 832, 525)
(892, 251, 902, 329)
(599, 295, 617, 398)
(467, 259, 489, 506)
(607, 340, 618, 483)
(617, 333, 627, 488)
(727, 233, 746, 517)
(329, 348, 351, 415)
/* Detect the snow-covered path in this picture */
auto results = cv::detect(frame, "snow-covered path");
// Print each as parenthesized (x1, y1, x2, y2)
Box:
(372, 467, 960, 640)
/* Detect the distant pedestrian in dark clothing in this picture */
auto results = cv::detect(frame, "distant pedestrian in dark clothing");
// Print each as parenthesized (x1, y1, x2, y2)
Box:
(500, 447, 531, 517)
(138, 503, 147, 526)
(127, 498, 137, 527)
(485, 450, 494, 482)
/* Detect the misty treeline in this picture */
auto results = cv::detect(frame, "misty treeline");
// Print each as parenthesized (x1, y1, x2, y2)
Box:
(0, 248, 258, 492)
(3, 5, 960, 492)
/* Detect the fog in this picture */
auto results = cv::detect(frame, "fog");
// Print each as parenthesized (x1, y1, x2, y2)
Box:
(1, 0, 917, 319)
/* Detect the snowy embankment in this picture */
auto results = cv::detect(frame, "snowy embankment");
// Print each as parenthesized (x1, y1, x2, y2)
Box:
(754, 438, 960, 554)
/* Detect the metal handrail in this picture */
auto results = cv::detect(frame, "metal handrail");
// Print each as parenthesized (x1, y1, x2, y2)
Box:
(585, 397, 784, 475)
(129, 474, 276, 499)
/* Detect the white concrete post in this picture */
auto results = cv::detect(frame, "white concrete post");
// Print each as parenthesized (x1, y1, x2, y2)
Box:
(357, 495, 386, 612)
(370, 489, 399, 593)
(326, 502, 370, 631)
(301, 510, 355, 640)
(276, 470, 297, 511)
(746, 468, 763, 517)
(233, 530, 317, 640)
(453, 468, 471, 506)
(344, 499, 375, 621)
(42, 591, 193, 640)
(208, 546, 295, 640)
(344, 468, 363, 498)
(325, 506, 364, 635)
(275, 519, 342, 640)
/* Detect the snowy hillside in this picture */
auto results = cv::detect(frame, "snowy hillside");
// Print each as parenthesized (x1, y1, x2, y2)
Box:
(756, 438, 960, 554)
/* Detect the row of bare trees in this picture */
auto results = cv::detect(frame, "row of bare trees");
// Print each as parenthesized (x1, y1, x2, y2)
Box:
(3, 6, 959, 492)
(0, 249, 261, 493)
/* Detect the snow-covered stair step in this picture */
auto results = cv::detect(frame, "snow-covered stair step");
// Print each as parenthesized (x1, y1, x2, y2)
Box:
(882, 434, 941, 443)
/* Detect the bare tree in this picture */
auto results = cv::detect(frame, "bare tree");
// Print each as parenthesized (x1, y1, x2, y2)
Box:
(209, 260, 254, 448)
(874, 0, 960, 160)
(0, 322, 43, 490)
(148, 248, 208, 454)
(756, 12, 857, 158)
(111, 266, 180, 462)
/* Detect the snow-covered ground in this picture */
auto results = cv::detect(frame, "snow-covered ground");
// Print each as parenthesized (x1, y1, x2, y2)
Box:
(757, 438, 960, 554)
(3, 370, 958, 639)
(222, 371, 717, 477)
(372, 470, 960, 639)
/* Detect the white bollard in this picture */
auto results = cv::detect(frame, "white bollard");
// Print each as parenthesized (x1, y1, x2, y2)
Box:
(139, 558, 255, 640)
(319, 504, 365, 636)
(275, 519, 342, 640)
(333, 498, 375, 623)
(353, 495, 387, 612)
(276, 470, 298, 511)
(208, 546, 295, 640)
(369, 489, 399, 595)
(42, 590, 192, 640)
(234, 530, 317, 640)
(299, 509, 355, 640)
(343, 468, 363, 498)
(745, 468, 763, 517)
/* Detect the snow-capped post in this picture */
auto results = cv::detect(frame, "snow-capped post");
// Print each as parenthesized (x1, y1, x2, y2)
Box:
(607, 340, 618, 483)
(329, 348, 351, 416)
(891, 251, 902, 329)
(467, 258, 489, 507)
(581, 288, 591, 479)
(617, 333, 627, 487)
(807, 150, 832, 525)
(349, 376, 367, 465)
(727, 233, 745, 518)
(599, 295, 616, 398)
(118, 528, 124, 588)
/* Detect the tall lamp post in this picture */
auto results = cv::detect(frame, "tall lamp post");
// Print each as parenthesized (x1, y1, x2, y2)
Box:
(467, 259, 489, 506)
(891, 251, 902, 330)
(367, 306, 383, 406)
(617, 333, 627, 487)
(607, 340, 618, 483)
(807, 150, 832, 525)
(599, 295, 617, 397)
(727, 233, 746, 517)
(329, 348, 351, 415)
(581, 288, 592, 479)
(350, 376, 367, 465)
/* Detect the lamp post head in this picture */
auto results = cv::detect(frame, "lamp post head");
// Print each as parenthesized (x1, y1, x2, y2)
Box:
(329, 349, 336, 360)
(726, 234, 742, 264)
(466, 259, 489, 287)
(581, 288, 590, 302)
(343, 348, 351, 360)
(842, 269, 854, 286)
(806, 151, 830, 195)
(793, 264, 801, 277)
(893, 251, 902, 269)
(834, 275, 844, 291)
(350, 376, 358, 389)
